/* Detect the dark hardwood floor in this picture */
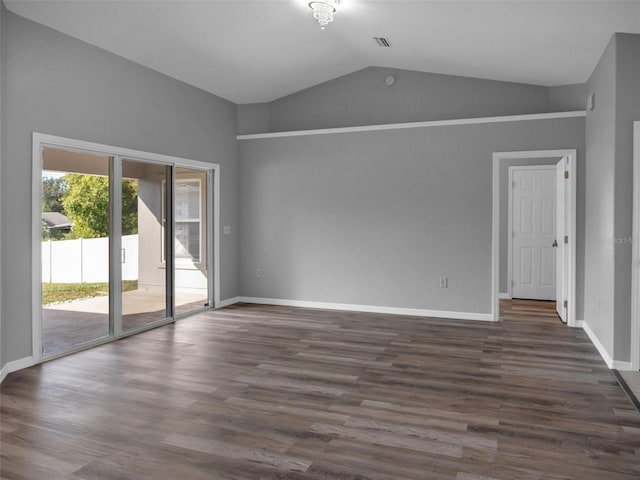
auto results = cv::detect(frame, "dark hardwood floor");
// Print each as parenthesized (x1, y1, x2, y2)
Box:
(2, 300, 640, 479)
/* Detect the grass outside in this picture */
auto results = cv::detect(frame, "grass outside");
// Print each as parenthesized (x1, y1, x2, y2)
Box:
(42, 280, 138, 305)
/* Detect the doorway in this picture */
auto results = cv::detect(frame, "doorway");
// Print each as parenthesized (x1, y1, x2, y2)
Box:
(508, 165, 557, 301)
(41, 149, 112, 355)
(492, 149, 577, 326)
(32, 133, 220, 361)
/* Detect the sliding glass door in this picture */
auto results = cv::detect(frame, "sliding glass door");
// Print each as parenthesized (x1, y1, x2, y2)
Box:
(121, 159, 171, 332)
(38, 139, 215, 360)
(174, 167, 210, 315)
(41, 148, 112, 356)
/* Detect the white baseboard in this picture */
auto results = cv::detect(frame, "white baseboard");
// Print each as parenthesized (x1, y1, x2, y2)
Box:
(579, 320, 634, 370)
(239, 297, 494, 322)
(613, 360, 633, 371)
(581, 321, 615, 369)
(498, 292, 510, 300)
(217, 296, 240, 308)
(0, 356, 35, 384)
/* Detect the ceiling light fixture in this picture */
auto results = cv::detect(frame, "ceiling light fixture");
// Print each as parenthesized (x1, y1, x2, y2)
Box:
(308, 0, 341, 30)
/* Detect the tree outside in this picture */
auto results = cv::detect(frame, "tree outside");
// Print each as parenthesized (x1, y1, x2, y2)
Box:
(42, 176, 67, 213)
(43, 173, 138, 239)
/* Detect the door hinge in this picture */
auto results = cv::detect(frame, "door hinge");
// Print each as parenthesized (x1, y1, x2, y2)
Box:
(564, 235, 568, 244)
(564, 170, 569, 179)
(563, 300, 568, 308)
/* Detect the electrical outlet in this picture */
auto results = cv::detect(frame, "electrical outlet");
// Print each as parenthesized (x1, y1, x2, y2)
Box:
(255, 269, 261, 279)
(439, 277, 448, 288)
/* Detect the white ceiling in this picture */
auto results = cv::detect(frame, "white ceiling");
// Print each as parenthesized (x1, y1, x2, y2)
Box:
(6, 0, 640, 104)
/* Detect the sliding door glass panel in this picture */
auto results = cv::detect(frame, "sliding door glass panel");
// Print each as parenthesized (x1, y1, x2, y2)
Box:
(174, 167, 209, 315)
(41, 148, 112, 356)
(122, 159, 169, 331)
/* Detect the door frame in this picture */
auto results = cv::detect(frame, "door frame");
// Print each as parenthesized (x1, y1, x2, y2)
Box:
(507, 164, 557, 300)
(31, 132, 221, 364)
(631, 121, 640, 371)
(492, 149, 577, 326)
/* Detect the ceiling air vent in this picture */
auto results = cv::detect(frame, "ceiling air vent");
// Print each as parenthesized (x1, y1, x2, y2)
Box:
(374, 37, 392, 48)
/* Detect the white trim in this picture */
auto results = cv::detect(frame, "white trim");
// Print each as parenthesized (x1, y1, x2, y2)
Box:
(239, 297, 493, 322)
(0, 356, 35, 383)
(32, 133, 221, 362)
(492, 153, 500, 321)
(111, 157, 123, 338)
(614, 360, 634, 371)
(580, 321, 631, 370)
(32, 136, 43, 364)
(218, 296, 240, 308)
(212, 169, 220, 308)
(34, 133, 217, 171)
(507, 164, 556, 300)
(631, 121, 640, 371)
(237, 111, 586, 140)
(492, 149, 577, 326)
(498, 292, 511, 300)
(582, 321, 615, 369)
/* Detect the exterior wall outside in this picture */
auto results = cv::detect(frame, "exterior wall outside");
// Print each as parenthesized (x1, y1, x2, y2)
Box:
(239, 117, 585, 316)
(137, 176, 165, 290)
(137, 170, 208, 292)
(1, 11, 239, 364)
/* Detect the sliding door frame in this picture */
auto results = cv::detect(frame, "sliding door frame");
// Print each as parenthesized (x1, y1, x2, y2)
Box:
(31, 133, 220, 363)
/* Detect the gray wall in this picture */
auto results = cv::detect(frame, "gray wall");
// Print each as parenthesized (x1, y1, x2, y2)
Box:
(237, 103, 270, 135)
(550, 84, 587, 112)
(266, 67, 552, 132)
(239, 117, 585, 315)
(1, 11, 239, 364)
(612, 34, 640, 361)
(584, 36, 618, 358)
(0, 1, 5, 368)
(584, 33, 640, 363)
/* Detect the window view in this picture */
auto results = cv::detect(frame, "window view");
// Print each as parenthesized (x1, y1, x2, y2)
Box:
(174, 168, 209, 315)
(40, 147, 212, 356)
(121, 159, 169, 331)
(41, 148, 112, 355)
(175, 179, 201, 262)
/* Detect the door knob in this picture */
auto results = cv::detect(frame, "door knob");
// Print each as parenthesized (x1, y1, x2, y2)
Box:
(552, 240, 558, 247)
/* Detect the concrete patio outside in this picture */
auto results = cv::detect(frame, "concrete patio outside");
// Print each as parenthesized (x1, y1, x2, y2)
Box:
(43, 288, 208, 355)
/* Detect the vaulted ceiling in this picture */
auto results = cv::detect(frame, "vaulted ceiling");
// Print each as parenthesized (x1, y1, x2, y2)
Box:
(6, 1, 640, 104)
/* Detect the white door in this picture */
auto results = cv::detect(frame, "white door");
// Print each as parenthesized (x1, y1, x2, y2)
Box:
(511, 166, 556, 300)
(555, 158, 567, 322)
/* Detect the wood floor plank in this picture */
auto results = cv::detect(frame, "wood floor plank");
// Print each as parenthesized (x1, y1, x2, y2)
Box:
(2, 299, 640, 479)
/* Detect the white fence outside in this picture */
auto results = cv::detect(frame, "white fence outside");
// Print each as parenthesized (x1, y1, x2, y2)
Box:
(42, 235, 139, 283)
